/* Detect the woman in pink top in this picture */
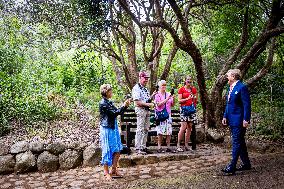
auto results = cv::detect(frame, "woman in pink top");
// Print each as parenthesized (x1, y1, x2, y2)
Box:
(154, 80, 175, 153)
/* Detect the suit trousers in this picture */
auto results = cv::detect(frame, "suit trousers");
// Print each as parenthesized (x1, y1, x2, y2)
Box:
(229, 125, 251, 169)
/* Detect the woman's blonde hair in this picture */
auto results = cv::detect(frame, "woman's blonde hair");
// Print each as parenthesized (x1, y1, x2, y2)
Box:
(100, 84, 112, 97)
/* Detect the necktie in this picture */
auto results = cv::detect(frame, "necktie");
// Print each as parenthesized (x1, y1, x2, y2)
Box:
(228, 85, 233, 100)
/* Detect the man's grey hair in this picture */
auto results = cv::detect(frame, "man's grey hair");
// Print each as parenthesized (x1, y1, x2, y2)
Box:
(158, 80, 167, 88)
(227, 69, 241, 80)
(100, 84, 112, 97)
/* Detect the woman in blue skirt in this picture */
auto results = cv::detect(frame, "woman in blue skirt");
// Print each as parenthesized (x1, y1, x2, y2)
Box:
(99, 84, 130, 180)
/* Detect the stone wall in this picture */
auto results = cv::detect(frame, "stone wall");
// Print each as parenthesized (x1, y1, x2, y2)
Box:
(0, 141, 101, 175)
(0, 124, 207, 175)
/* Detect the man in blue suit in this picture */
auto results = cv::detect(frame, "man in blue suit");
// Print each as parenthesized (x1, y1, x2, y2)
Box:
(222, 69, 252, 175)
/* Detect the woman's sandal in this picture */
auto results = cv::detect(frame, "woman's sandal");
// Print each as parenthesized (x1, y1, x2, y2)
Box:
(165, 148, 172, 152)
(157, 148, 165, 153)
(176, 147, 184, 152)
(166, 148, 176, 153)
(104, 173, 113, 181)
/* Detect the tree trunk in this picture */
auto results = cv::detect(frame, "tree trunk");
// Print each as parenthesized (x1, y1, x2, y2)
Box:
(125, 14, 139, 88)
(126, 40, 138, 88)
(109, 56, 128, 89)
(117, 0, 284, 129)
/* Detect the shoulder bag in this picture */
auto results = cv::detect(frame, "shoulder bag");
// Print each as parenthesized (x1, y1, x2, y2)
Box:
(181, 88, 196, 116)
(155, 93, 169, 122)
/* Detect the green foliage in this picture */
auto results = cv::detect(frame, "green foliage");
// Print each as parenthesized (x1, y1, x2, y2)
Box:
(75, 0, 111, 40)
(250, 69, 284, 141)
(56, 48, 117, 109)
(0, 10, 120, 135)
(0, 0, 283, 141)
(3, 0, 111, 42)
(71, 50, 105, 88)
(0, 15, 60, 136)
(0, 44, 24, 76)
(252, 97, 284, 141)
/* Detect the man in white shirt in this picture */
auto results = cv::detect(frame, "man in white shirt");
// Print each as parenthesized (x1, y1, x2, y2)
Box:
(132, 71, 154, 154)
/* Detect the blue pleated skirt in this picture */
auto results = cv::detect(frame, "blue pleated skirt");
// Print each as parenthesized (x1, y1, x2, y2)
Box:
(100, 120, 123, 166)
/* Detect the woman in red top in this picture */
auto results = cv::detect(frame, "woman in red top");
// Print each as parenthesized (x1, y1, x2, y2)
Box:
(177, 76, 198, 152)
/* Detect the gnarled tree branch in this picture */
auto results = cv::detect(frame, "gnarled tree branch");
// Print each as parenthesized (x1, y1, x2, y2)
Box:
(160, 42, 178, 80)
(246, 37, 276, 89)
(118, 0, 142, 28)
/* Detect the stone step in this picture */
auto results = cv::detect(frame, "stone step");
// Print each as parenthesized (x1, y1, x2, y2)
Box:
(119, 152, 201, 167)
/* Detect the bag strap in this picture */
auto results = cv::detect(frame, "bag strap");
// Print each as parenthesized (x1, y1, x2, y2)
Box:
(190, 87, 195, 106)
(138, 83, 149, 95)
(155, 93, 167, 116)
(157, 92, 167, 110)
(164, 92, 167, 109)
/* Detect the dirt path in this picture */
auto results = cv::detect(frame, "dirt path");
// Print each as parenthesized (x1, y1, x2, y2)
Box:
(125, 152, 284, 189)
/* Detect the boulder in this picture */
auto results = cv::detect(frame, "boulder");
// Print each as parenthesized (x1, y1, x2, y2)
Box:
(29, 141, 44, 154)
(37, 151, 59, 172)
(246, 140, 269, 153)
(10, 141, 29, 154)
(206, 128, 224, 143)
(15, 151, 36, 173)
(0, 144, 10, 156)
(59, 149, 82, 169)
(67, 142, 88, 151)
(0, 155, 15, 174)
(195, 125, 206, 143)
(83, 144, 101, 167)
(223, 136, 271, 153)
(118, 157, 132, 168)
(132, 155, 145, 165)
(145, 155, 159, 164)
(159, 154, 176, 162)
(46, 142, 66, 155)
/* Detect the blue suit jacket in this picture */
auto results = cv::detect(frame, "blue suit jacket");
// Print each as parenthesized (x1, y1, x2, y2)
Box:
(223, 81, 251, 127)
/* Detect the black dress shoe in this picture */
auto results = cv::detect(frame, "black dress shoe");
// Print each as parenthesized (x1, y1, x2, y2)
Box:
(236, 164, 251, 171)
(221, 167, 236, 175)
